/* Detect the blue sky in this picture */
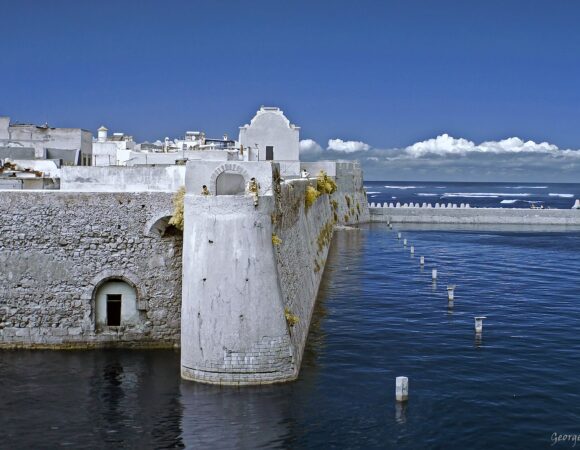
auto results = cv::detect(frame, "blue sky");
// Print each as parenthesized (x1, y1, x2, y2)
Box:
(2, 0, 580, 181)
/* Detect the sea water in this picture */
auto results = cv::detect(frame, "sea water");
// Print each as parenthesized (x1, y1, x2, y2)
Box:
(1, 223, 580, 449)
(364, 181, 580, 209)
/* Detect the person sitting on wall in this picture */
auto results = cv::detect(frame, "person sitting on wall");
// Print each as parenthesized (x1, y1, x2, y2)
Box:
(247, 177, 260, 207)
(201, 185, 211, 195)
(301, 169, 310, 179)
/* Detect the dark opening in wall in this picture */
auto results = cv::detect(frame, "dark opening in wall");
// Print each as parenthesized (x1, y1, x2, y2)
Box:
(106, 294, 122, 326)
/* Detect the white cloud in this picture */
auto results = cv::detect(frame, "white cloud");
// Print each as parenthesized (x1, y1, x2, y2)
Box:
(327, 138, 370, 153)
(299, 139, 323, 156)
(299, 133, 580, 181)
(403, 133, 571, 158)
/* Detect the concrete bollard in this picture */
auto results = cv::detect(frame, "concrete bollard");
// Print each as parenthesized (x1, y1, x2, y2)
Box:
(435, 203, 440, 208)
(389, 202, 394, 208)
(403, 238, 407, 246)
(432, 268, 437, 280)
(396, 376, 409, 402)
(396, 202, 401, 208)
(573, 199, 580, 210)
(410, 245, 414, 254)
(447, 285, 456, 301)
(398, 232, 402, 240)
(475, 316, 487, 333)
(420, 256, 425, 265)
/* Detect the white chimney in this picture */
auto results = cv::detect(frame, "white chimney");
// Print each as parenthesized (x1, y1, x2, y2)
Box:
(97, 126, 108, 143)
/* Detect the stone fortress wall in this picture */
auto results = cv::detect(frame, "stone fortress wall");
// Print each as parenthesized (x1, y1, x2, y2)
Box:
(0, 191, 183, 348)
(0, 160, 368, 377)
(180, 160, 368, 385)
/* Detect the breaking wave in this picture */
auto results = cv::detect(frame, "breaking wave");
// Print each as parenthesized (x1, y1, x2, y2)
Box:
(548, 193, 574, 198)
(442, 192, 532, 198)
(383, 185, 423, 189)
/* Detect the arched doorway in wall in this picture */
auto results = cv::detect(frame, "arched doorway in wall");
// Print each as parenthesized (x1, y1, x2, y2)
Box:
(215, 171, 246, 195)
(95, 279, 139, 329)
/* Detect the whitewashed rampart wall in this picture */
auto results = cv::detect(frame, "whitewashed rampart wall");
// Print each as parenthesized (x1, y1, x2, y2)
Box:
(180, 160, 369, 385)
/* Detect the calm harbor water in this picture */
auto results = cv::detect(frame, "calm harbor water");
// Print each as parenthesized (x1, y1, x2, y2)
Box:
(2, 223, 580, 449)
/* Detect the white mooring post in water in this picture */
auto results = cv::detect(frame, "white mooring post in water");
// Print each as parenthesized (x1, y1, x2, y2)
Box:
(403, 238, 407, 246)
(432, 268, 437, 280)
(396, 376, 409, 402)
(410, 245, 414, 255)
(475, 316, 486, 333)
(447, 285, 456, 301)
(398, 232, 401, 240)
(420, 256, 425, 266)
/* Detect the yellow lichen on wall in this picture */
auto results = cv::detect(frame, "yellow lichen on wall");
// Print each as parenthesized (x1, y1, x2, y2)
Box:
(284, 307, 299, 327)
(316, 170, 337, 195)
(272, 233, 282, 246)
(305, 185, 320, 210)
(168, 186, 186, 231)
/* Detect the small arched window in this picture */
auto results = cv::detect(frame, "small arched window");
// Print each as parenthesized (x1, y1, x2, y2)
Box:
(95, 280, 139, 329)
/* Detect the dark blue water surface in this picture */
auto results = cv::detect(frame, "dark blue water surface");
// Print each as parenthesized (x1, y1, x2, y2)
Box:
(364, 181, 580, 209)
(2, 224, 580, 449)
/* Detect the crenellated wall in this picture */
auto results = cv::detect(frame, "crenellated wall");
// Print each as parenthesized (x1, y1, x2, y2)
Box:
(369, 205, 580, 225)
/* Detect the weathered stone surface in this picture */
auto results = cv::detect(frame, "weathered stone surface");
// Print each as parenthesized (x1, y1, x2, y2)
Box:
(0, 191, 182, 348)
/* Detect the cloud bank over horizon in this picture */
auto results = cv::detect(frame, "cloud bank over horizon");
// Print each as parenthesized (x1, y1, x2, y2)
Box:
(299, 134, 580, 182)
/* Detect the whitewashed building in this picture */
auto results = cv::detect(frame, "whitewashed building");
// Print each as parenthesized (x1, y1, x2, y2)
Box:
(0, 116, 91, 165)
(92, 126, 136, 166)
(239, 106, 300, 176)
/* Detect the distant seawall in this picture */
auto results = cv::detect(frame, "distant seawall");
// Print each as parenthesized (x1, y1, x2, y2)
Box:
(369, 204, 580, 225)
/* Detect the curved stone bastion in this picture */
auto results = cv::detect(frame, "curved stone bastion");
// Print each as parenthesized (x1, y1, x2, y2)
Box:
(180, 161, 369, 385)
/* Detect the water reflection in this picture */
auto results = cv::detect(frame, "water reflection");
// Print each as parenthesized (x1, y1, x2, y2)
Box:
(3, 226, 580, 449)
(395, 402, 408, 424)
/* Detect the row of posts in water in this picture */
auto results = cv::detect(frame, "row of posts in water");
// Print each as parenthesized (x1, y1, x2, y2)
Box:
(369, 201, 472, 209)
(392, 223, 486, 403)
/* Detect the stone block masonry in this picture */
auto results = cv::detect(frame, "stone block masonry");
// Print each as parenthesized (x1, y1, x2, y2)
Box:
(0, 191, 183, 348)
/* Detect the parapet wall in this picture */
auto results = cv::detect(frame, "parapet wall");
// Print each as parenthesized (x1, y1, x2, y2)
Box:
(0, 191, 183, 348)
(180, 160, 369, 385)
(370, 205, 580, 225)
